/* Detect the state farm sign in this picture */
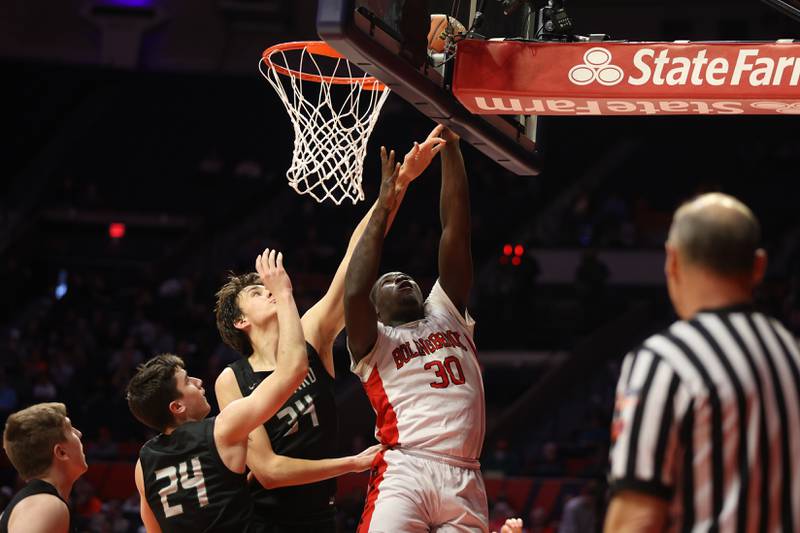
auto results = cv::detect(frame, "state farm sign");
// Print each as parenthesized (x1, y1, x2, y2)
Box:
(452, 40, 800, 115)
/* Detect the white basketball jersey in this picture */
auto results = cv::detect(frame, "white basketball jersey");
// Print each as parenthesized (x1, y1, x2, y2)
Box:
(350, 280, 486, 460)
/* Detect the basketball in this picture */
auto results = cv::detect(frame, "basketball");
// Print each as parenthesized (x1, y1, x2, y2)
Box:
(427, 14, 467, 53)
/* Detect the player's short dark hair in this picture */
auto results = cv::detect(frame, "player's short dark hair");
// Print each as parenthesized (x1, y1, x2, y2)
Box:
(669, 192, 761, 276)
(126, 354, 185, 432)
(3, 403, 69, 480)
(215, 272, 261, 356)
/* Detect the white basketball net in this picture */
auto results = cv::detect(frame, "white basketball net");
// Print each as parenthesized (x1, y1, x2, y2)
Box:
(260, 44, 391, 205)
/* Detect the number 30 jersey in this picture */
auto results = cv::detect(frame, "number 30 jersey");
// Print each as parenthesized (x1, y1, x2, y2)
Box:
(350, 280, 486, 461)
(139, 418, 262, 533)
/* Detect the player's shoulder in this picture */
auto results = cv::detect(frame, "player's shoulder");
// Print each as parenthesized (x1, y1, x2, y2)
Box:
(8, 493, 69, 532)
(215, 365, 238, 390)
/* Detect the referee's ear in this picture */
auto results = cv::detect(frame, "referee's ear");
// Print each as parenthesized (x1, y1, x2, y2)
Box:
(664, 243, 679, 282)
(751, 248, 767, 287)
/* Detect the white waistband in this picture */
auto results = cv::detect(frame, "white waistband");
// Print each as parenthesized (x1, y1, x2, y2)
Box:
(392, 447, 481, 470)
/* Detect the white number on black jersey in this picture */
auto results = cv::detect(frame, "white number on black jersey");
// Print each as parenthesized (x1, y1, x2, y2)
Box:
(276, 394, 320, 437)
(154, 457, 209, 518)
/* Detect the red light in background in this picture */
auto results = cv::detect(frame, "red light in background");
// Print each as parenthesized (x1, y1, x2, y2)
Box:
(514, 244, 524, 256)
(109, 222, 126, 239)
(502, 244, 513, 256)
(511, 256, 521, 266)
(499, 256, 509, 265)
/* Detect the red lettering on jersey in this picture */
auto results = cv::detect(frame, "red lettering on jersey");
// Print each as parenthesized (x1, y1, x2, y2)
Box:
(446, 331, 466, 350)
(392, 347, 405, 369)
(431, 333, 444, 349)
(416, 339, 430, 356)
(390, 331, 471, 372)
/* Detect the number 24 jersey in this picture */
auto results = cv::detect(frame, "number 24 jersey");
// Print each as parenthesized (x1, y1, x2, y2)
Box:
(139, 418, 263, 533)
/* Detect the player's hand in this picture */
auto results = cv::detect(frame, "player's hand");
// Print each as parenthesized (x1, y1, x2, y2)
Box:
(378, 146, 402, 211)
(255, 248, 292, 298)
(492, 518, 523, 533)
(397, 124, 446, 188)
(351, 443, 386, 472)
(440, 126, 461, 144)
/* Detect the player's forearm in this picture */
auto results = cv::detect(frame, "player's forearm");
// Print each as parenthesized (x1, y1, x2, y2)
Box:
(273, 291, 308, 383)
(345, 205, 391, 300)
(326, 189, 408, 313)
(249, 454, 357, 489)
(603, 495, 667, 533)
(353, 187, 407, 249)
(439, 141, 470, 237)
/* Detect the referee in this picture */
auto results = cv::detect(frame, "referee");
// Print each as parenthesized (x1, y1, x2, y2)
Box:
(605, 193, 800, 532)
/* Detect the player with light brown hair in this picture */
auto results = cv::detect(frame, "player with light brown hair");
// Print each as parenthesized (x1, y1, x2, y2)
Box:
(214, 127, 445, 531)
(1, 402, 87, 533)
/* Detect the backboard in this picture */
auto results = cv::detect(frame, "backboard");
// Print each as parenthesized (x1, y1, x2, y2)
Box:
(317, 0, 543, 175)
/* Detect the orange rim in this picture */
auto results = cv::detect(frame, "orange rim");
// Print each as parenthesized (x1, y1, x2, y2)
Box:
(262, 41, 386, 91)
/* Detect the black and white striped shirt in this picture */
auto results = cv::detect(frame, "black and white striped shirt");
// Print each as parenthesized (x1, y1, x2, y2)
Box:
(608, 305, 800, 532)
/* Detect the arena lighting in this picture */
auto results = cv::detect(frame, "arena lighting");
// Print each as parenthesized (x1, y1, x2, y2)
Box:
(101, 0, 155, 7)
(511, 256, 522, 266)
(108, 222, 126, 239)
(499, 256, 510, 265)
(54, 270, 69, 301)
(514, 244, 524, 256)
(503, 244, 513, 256)
(90, 0, 158, 15)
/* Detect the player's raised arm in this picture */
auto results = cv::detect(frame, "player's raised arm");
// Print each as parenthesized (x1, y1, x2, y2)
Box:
(437, 127, 472, 315)
(345, 147, 402, 362)
(215, 249, 308, 446)
(301, 126, 445, 371)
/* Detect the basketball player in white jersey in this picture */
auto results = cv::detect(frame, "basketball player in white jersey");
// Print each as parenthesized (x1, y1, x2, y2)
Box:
(344, 127, 488, 532)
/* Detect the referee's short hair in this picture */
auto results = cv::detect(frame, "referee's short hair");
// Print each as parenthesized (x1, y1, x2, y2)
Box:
(668, 192, 761, 276)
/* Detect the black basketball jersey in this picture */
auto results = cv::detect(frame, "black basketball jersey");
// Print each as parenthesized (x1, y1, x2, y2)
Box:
(0, 479, 74, 533)
(228, 343, 338, 521)
(139, 417, 264, 533)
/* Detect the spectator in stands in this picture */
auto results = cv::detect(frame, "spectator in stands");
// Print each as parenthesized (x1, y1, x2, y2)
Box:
(0, 370, 18, 417)
(558, 480, 601, 533)
(527, 506, 557, 533)
(529, 441, 565, 477)
(483, 438, 523, 477)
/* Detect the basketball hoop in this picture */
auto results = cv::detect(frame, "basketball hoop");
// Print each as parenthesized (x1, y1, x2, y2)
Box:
(260, 41, 390, 205)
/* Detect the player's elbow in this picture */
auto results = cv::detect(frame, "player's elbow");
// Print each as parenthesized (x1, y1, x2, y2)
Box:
(250, 467, 279, 490)
(249, 456, 285, 489)
(257, 472, 288, 490)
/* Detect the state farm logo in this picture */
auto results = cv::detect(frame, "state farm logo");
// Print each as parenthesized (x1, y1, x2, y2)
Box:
(751, 101, 800, 114)
(568, 48, 624, 86)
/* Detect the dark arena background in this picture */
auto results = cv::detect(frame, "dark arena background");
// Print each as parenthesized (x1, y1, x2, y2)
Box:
(1, 0, 799, 531)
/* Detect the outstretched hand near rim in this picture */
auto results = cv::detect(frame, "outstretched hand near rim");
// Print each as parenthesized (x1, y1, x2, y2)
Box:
(377, 146, 402, 212)
(255, 248, 292, 298)
(397, 124, 447, 189)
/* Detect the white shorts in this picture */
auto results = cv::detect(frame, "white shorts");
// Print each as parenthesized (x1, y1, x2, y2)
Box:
(357, 448, 489, 533)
